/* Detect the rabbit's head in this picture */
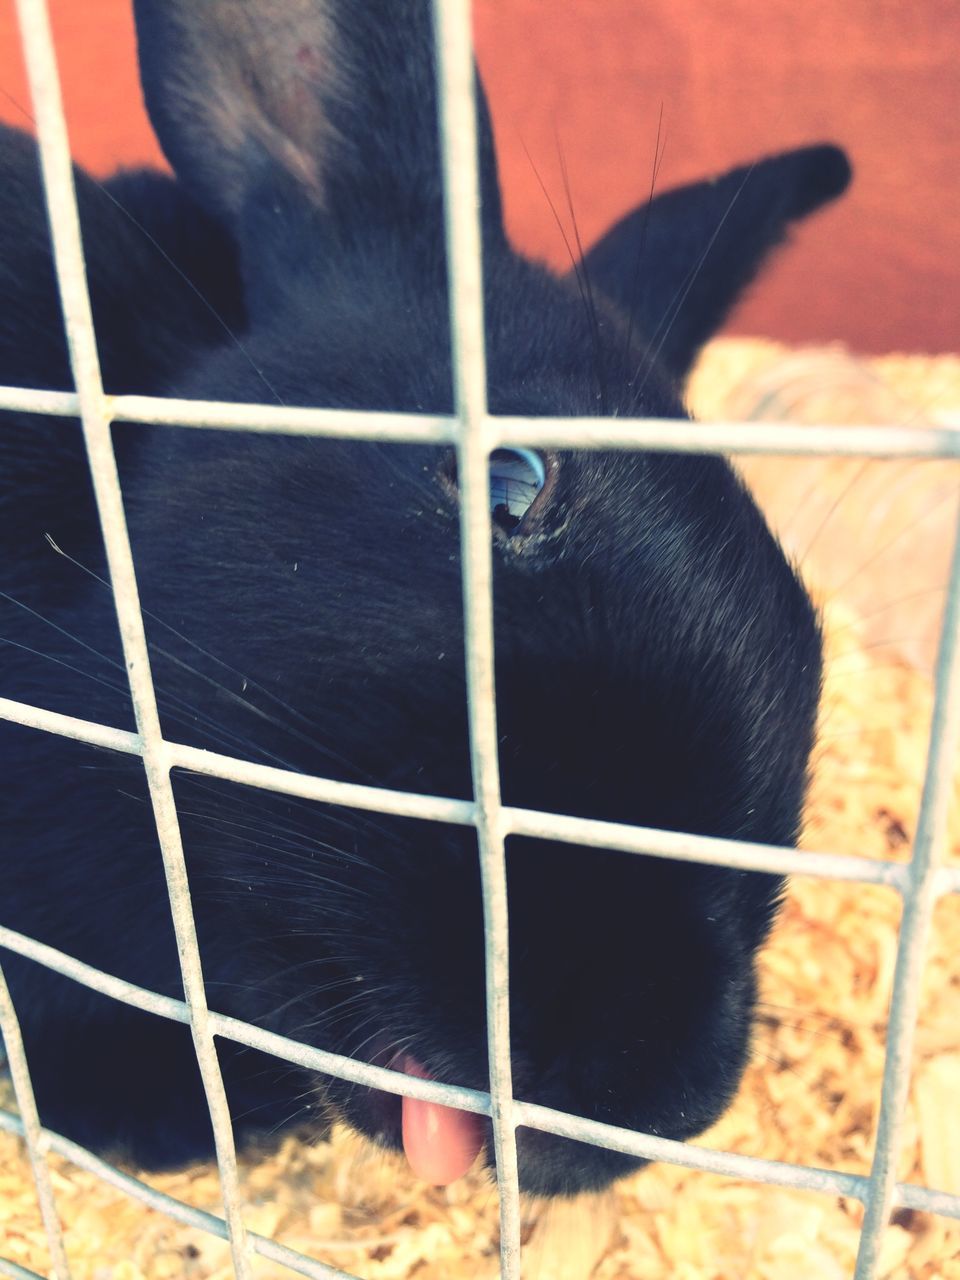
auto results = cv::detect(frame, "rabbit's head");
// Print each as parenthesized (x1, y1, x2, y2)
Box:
(119, 0, 848, 1194)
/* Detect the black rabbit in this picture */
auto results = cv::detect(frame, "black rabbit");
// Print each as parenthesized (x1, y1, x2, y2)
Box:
(0, 0, 848, 1197)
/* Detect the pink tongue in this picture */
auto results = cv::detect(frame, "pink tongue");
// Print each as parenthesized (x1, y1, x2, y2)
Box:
(399, 1057, 485, 1185)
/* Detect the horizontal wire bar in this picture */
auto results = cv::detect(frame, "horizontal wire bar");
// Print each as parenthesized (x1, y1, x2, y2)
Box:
(0, 385, 79, 416)
(117, 744, 933, 893)
(161, 746, 919, 890)
(252, 1234, 358, 1280)
(506, 806, 911, 890)
(3, 1099, 957, 1256)
(0, 698, 940, 894)
(3, 383, 960, 458)
(0, 1260, 47, 1280)
(113, 396, 459, 443)
(0, 696, 141, 755)
(514, 1102, 960, 1221)
(0, 923, 488, 1114)
(208, 1011, 491, 1114)
(490, 416, 960, 457)
(514, 1100, 864, 1199)
(0, 925, 189, 1024)
(897, 1182, 960, 1221)
(166, 742, 477, 827)
(0, 1111, 359, 1280)
(3, 929, 959, 1224)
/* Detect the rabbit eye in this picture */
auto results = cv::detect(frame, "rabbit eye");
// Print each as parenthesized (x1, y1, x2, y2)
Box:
(489, 448, 546, 533)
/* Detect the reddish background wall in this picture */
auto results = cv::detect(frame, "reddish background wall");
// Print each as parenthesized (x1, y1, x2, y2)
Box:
(1, 0, 957, 354)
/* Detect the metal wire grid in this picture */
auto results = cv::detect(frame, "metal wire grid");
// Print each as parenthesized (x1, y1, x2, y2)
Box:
(0, 0, 959, 1277)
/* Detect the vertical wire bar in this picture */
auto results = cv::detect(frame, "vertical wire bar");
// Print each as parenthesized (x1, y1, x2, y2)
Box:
(430, 2, 522, 1275)
(853, 508, 960, 1279)
(0, 965, 72, 1280)
(12, 2, 253, 1274)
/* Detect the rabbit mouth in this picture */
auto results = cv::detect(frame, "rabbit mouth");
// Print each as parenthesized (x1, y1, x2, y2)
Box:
(335, 1046, 489, 1185)
(355, 1063, 651, 1196)
(350, 1054, 646, 1195)
(394, 1055, 487, 1185)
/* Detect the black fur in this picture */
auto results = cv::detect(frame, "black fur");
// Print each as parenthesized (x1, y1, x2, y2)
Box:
(0, 0, 844, 1196)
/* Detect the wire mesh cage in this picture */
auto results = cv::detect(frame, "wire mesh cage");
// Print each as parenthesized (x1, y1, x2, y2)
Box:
(1, 1, 959, 1278)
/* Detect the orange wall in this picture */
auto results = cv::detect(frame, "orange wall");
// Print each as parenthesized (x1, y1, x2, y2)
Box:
(2, 0, 957, 354)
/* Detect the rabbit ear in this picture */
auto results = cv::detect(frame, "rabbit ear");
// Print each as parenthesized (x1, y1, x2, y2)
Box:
(578, 144, 851, 383)
(133, 0, 504, 242)
(133, 1, 337, 223)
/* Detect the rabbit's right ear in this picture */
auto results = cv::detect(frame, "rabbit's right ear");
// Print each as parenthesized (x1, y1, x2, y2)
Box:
(133, 0, 504, 243)
(578, 144, 851, 385)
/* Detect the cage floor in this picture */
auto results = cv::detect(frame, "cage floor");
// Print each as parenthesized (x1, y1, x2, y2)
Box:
(2, 339, 960, 1279)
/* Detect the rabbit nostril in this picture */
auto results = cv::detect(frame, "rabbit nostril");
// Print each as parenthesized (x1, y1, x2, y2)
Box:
(489, 448, 545, 533)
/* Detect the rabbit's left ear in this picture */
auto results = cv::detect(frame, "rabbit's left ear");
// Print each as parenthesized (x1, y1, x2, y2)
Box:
(133, 0, 504, 243)
(578, 143, 851, 383)
(133, 1, 338, 226)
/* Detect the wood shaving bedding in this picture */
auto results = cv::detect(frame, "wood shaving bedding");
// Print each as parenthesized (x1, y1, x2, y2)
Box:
(3, 339, 960, 1278)
(689, 340, 960, 679)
